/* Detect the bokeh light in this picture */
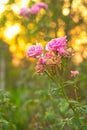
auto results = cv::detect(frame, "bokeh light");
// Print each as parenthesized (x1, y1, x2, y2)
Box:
(62, 8, 70, 16)
(4, 24, 21, 39)
(0, 5, 5, 13)
(0, 0, 87, 66)
(0, 0, 9, 4)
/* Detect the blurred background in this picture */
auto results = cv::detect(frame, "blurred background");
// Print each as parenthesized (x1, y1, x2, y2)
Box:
(0, 0, 87, 129)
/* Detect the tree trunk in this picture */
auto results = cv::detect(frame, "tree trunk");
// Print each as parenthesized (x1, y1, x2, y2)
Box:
(0, 55, 5, 89)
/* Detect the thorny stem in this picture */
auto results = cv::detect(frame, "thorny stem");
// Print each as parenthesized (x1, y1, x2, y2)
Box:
(59, 83, 82, 125)
(60, 60, 80, 120)
(45, 70, 62, 92)
(74, 85, 78, 101)
(45, 71, 58, 87)
(74, 78, 79, 101)
(46, 71, 79, 120)
(60, 84, 78, 115)
(45, 71, 61, 122)
(45, 70, 81, 123)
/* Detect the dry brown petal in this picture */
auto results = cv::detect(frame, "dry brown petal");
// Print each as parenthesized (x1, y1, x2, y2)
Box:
(35, 64, 46, 75)
(46, 56, 61, 65)
(64, 48, 74, 58)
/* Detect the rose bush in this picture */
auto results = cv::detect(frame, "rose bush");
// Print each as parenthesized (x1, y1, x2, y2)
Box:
(26, 36, 87, 129)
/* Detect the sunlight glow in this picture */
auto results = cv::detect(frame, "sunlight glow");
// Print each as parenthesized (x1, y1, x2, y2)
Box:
(62, 8, 70, 16)
(11, 4, 20, 14)
(4, 24, 21, 39)
(9, 44, 17, 53)
(20, 0, 30, 7)
(72, 53, 83, 65)
(0, 0, 8, 4)
(12, 56, 21, 66)
(0, 5, 5, 13)
(0, 0, 87, 65)
(18, 38, 26, 51)
(83, 48, 87, 58)
(75, 39, 81, 45)
(57, 27, 65, 37)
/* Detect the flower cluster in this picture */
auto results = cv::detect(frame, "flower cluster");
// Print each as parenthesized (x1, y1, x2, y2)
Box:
(26, 36, 78, 76)
(19, 2, 48, 18)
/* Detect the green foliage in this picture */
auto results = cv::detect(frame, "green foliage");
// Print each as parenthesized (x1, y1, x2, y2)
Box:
(0, 15, 7, 27)
(0, 89, 16, 130)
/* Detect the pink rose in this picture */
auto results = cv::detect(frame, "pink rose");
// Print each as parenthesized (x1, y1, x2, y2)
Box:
(34, 2, 48, 9)
(26, 45, 43, 58)
(38, 57, 47, 64)
(19, 8, 30, 16)
(30, 5, 40, 14)
(38, 52, 53, 65)
(70, 70, 79, 77)
(46, 36, 67, 52)
(57, 47, 66, 55)
(44, 52, 53, 58)
(30, 2, 48, 14)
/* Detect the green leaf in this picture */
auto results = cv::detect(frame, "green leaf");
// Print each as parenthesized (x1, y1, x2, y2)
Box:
(69, 100, 79, 105)
(59, 99, 69, 113)
(57, 120, 66, 130)
(0, 119, 9, 130)
(82, 126, 87, 130)
(44, 112, 56, 121)
(72, 118, 81, 129)
(64, 80, 74, 85)
(77, 105, 87, 114)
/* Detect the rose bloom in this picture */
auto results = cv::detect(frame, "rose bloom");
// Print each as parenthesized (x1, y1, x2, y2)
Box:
(46, 36, 67, 52)
(44, 52, 53, 58)
(57, 47, 66, 55)
(30, 5, 40, 14)
(19, 8, 30, 16)
(30, 2, 48, 14)
(70, 70, 79, 76)
(35, 2, 48, 9)
(26, 45, 43, 58)
(38, 57, 47, 64)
